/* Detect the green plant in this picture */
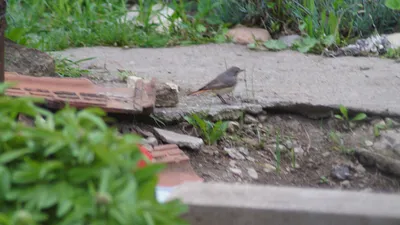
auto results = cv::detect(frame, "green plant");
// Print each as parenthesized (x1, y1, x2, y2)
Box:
(184, 113, 228, 145)
(334, 104, 367, 125)
(328, 130, 355, 155)
(384, 47, 400, 59)
(54, 56, 95, 77)
(0, 82, 188, 225)
(385, 0, 400, 10)
(373, 119, 394, 137)
(263, 39, 288, 51)
(169, 0, 228, 45)
(290, 0, 348, 43)
(319, 175, 329, 184)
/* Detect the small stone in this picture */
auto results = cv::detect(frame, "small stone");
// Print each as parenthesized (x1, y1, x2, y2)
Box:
(284, 140, 294, 150)
(340, 180, 351, 188)
(331, 165, 351, 180)
(229, 167, 242, 176)
(246, 156, 255, 162)
(263, 163, 276, 173)
(322, 152, 330, 157)
(244, 114, 258, 124)
(372, 119, 386, 127)
(227, 25, 271, 45)
(269, 144, 287, 153)
(238, 147, 249, 156)
(294, 147, 304, 156)
(247, 167, 258, 179)
(127, 75, 143, 87)
(155, 81, 179, 108)
(355, 164, 366, 173)
(227, 121, 240, 133)
(144, 137, 158, 146)
(203, 149, 215, 155)
(364, 140, 373, 147)
(153, 128, 204, 150)
(258, 115, 268, 123)
(243, 137, 259, 147)
(224, 147, 245, 160)
(229, 160, 237, 167)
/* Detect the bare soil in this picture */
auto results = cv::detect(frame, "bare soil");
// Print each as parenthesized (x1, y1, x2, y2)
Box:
(181, 114, 400, 193)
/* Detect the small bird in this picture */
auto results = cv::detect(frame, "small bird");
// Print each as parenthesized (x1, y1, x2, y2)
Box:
(188, 66, 245, 104)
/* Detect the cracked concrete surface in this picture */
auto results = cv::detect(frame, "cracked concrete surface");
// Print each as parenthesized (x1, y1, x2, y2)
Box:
(55, 43, 400, 119)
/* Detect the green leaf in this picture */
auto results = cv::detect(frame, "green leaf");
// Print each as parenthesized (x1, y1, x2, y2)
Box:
(247, 43, 257, 49)
(263, 40, 288, 51)
(77, 110, 107, 130)
(196, 24, 207, 33)
(322, 35, 336, 46)
(385, 0, 400, 10)
(0, 166, 11, 199)
(0, 149, 33, 164)
(334, 115, 344, 120)
(57, 201, 73, 218)
(44, 142, 66, 156)
(67, 167, 99, 184)
(339, 105, 348, 120)
(294, 37, 318, 53)
(133, 163, 165, 184)
(351, 113, 367, 121)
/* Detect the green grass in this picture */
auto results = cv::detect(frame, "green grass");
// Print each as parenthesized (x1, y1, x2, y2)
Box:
(53, 56, 96, 77)
(5, 0, 227, 51)
(5, 0, 400, 53)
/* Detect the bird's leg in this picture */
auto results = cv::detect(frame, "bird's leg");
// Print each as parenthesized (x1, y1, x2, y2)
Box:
(216, 94, 230, 105)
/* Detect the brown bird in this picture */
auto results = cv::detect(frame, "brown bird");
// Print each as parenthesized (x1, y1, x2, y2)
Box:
(188, 66, 244, 104)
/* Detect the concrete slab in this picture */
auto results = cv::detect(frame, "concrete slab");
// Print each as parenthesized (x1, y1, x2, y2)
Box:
(168, 182, 400, 225)
(55, 44, 400, 118)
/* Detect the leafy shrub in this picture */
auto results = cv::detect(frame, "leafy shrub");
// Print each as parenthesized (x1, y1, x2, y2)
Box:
(0, 83, 188, 225)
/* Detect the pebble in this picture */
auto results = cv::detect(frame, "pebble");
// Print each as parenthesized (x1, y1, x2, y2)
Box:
(258, 115, 268, 123)
(294, 147, 304, 156)
(238, 147, 249, 156)
(229, 167, 243, 176)
(331, 165, 351, 180)
(247, 167, 259, 180)
(364, 140, 373, 147)
(224, 147, 245, 160)
(203, 149, 215, 155)
(322, 152, 330, 157)
(244, 114, 259, 124)
(144, 136, 158, 146)
(229, 160, 237, 167)
(340, 180, 351, 188)
(355, 164, 366, 173)
(246, 156, 255, 162)
(227, 121, 240, 133)
(263, 163, 276, 173)
(243, 137, 259, 147)
(284, 140, 294, 149)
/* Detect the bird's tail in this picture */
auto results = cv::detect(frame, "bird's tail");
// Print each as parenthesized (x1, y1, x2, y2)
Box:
(187, 89, 210, 96)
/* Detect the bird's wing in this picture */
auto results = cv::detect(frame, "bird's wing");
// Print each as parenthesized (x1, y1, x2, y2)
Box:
(198, 74, 236, 90)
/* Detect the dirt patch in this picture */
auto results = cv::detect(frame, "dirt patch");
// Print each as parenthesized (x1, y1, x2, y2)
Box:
(149, 114, 400, 193)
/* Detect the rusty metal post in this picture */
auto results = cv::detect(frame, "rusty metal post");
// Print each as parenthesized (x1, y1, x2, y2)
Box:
(0, 0, 6, 83)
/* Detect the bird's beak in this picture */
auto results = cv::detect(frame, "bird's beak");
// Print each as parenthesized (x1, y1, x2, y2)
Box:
(240, 69, 245, 72)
